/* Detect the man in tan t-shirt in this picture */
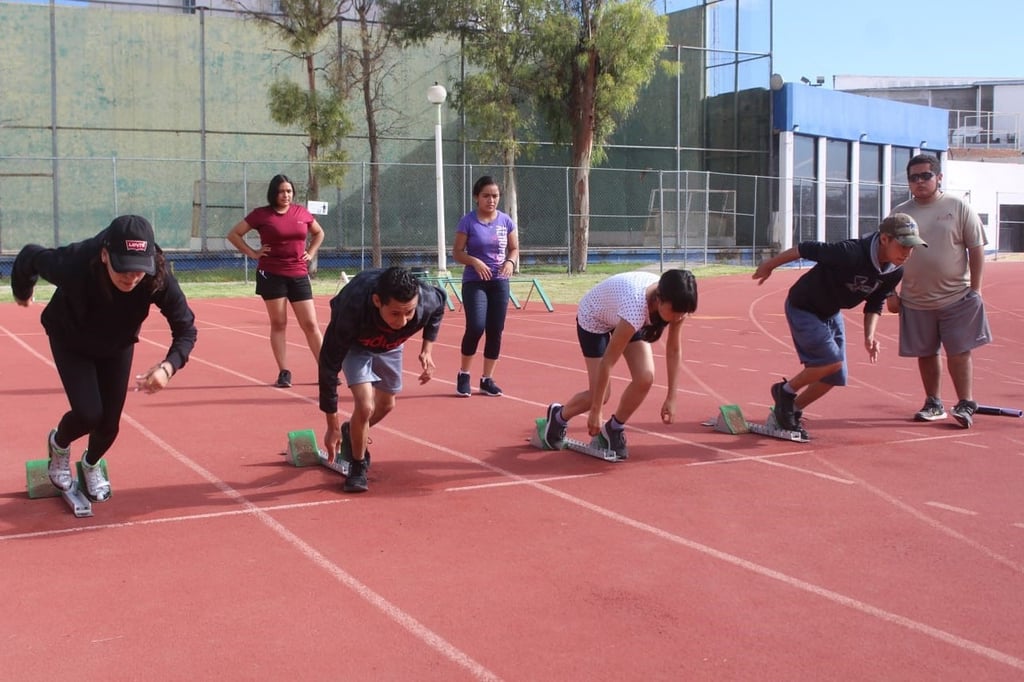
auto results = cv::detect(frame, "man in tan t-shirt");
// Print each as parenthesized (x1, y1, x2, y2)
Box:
(888, 153, 992, 428)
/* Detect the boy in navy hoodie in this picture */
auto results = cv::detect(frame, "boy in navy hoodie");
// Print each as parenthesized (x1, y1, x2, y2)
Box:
(752, 213, 927, 438)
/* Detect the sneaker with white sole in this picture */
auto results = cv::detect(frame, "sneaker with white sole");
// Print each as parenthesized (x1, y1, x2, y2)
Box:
(951, 399, 977, 429)
(479, 377, 502, 397)
(47, 429, 73, 492)
(275, 369, 292, 388)
(914, 397, 946, 422)
(81, 454, 111, 502)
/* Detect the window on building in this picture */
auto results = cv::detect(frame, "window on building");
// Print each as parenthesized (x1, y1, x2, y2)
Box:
(890, 147, 912, 209)
(825, 140, 849, 241)
(794, 135, 815, 178)
(859, 143, 882, 236)
(792, 135, 816, 243)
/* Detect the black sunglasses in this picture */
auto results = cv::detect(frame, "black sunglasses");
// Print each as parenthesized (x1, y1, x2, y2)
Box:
(908, 171, 935, 183)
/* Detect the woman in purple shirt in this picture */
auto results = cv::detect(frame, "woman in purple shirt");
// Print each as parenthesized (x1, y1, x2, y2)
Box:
(452, 176, 520, 397)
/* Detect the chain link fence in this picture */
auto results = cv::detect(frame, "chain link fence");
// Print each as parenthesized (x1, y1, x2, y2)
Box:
(0, 156, 780, 280)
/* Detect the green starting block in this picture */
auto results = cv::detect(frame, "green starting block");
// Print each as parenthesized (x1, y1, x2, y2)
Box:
(703, 404, 808, 443)
(530, 417, 624, 462)
(25, 459, 108, 517)
(286, 428, 322, 467)
(284, 428, 352, 476)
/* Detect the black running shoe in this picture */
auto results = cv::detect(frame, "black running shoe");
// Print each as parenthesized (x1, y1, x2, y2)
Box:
(599, 420, 629, 459)
(456, 371, 471, 397)
(770, 379, 798, 431)
(343, 458, 368, 493)
(275, 369, 292, 388)
(340, 421, 371, 469)
(543, 403, 567, 450)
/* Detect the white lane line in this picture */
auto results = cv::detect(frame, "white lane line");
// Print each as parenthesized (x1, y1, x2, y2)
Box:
(0, 500, 345, 541)
(446, 473, 602, 492)
(391, 431, 1024, 672)
(0, 325, 502, 682)
(687, 452, 855, 484)
(925, 502, 980, 516)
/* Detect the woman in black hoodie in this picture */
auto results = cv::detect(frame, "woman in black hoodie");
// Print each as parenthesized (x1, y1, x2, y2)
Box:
(11, 215, 197, 502)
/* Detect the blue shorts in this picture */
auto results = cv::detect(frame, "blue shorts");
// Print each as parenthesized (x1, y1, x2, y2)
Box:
(256, 271, 313, 302)
(341, 346, 403, 394)
(785, 300, 847, 386)
(576, 321, 645, 358)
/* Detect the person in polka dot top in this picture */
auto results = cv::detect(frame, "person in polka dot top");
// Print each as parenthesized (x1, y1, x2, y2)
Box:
(542, 269, 698, 459)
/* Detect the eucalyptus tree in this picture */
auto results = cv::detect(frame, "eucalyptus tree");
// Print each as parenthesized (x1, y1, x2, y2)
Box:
(533, 0, 667, 272)
(237, 0, 353, 201)
(329, 0, 406, 267)
(383, 0, 544, 228)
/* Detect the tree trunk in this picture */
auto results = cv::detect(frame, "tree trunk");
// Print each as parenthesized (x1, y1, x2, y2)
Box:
(502, 151, 518, 271)
(304, 52, 320, 202)
(569, 46, 599, 273)
(360, 15, 382, 268)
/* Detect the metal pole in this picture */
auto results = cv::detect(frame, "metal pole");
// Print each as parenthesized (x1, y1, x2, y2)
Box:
(434, 105, 447, 275)
(427, 83, 448, 276)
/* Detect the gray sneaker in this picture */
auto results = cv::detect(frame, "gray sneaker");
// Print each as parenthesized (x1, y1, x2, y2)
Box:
(47, 430, 73, 492)
(914, 397, 947, 422)
(543, 403, 567, 450)
(951, 400, 977, 429)
(81, 454, 111, 502)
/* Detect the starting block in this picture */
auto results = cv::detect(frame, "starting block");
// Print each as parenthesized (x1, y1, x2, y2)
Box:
(703, 404, 809, 443)
(529, 418, 624, 462)
(25, 459, 109, 518)
(284, 428, 370, 477)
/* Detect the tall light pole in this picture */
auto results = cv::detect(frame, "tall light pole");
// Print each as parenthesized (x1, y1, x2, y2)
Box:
(427, 82, 448, 276)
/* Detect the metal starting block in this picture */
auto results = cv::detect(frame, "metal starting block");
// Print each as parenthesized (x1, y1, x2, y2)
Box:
(283, 428, 355, 477)
(530, 418, 624, 462)
(703, 404, 809, 443)
(25, 459, 108, 518)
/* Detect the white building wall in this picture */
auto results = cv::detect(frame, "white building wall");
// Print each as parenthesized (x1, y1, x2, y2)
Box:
(945, 160, 1024, 251)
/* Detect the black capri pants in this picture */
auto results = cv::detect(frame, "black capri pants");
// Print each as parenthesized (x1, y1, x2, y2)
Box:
(460, 278, 511, 359)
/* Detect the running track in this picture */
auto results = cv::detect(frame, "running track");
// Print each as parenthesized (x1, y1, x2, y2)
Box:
(1, 263, 1022, 680)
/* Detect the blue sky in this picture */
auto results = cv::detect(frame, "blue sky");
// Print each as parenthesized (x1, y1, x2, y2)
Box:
(772, 0, 1024, 85)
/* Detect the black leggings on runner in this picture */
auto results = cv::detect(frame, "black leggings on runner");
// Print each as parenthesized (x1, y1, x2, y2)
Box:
(49, 339, 134, 465)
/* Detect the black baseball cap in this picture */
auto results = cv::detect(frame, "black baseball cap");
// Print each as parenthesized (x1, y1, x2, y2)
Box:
(104, 215, 157, 275)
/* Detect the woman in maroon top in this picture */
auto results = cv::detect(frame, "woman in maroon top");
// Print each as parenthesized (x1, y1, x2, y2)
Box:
(228, 174, 325, 388)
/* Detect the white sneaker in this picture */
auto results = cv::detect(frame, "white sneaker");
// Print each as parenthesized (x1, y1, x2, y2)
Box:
(47, 430, 73, 492)
(81, 454, 111, 502)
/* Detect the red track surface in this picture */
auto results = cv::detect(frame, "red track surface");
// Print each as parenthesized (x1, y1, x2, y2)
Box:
(2, 263, 1023, 680)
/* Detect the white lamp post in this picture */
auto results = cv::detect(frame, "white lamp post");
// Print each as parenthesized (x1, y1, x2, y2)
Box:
(427, 82, 448, 276)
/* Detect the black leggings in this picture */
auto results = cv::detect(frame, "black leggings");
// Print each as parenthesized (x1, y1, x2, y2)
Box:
(460, 279, 510, 359)
(49, 339, 134, 464)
